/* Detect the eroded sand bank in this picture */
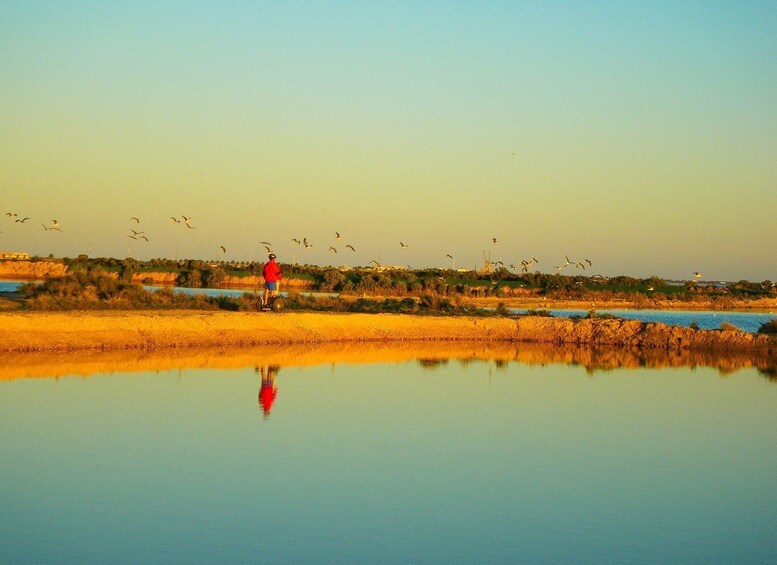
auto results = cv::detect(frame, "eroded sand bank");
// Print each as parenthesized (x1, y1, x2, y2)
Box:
(1, 310, 775, 354)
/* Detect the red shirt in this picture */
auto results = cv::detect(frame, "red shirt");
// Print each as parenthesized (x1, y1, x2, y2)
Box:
(263, 259, 282, 282)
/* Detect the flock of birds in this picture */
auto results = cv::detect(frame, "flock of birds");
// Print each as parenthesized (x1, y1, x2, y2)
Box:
(2, 210, 711, 279)
(4, 210, 572, 272)
(3, 211, 582, 272)
(4, 212, 60, 233)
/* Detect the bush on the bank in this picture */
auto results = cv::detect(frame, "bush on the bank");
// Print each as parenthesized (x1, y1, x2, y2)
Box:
(757, 319, 777, 334)
(19, 272, 221, 311)
(719, 322, 740, 332)
(586, 310, 618, 320)
(525, 309, 552, 317)
(494, 302, 512, 316)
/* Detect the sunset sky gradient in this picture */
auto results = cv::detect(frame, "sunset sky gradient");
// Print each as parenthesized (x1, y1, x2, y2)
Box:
(2, 1, 775, 280)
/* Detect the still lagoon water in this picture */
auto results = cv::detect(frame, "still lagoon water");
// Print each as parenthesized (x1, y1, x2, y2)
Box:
(1, 345, 776, 564)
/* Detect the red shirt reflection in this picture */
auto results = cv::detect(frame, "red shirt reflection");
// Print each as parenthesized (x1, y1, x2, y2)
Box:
(259, 382, 277, 417)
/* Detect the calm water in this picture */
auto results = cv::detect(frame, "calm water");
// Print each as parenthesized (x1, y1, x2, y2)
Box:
(1, 349, 776, 564)
(512, 308, 776, 333)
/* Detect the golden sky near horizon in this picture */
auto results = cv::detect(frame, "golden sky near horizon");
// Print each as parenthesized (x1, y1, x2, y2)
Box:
(1, 2, 776, 280)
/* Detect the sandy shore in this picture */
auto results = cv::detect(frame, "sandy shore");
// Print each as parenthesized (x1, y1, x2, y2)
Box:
(1, 310, 775, 355)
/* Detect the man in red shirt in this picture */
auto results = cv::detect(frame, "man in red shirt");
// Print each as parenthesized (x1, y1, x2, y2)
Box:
(262, 253, 282, 307)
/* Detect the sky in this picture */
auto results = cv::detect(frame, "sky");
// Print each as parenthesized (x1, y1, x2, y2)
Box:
(1, 1, 776, 281)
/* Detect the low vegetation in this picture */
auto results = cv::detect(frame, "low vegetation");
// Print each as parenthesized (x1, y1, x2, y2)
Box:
(13, 271, 511, 317)
(19, 271, 220, 311)
(5, 255, 774, 313)
(52, 256, 777, 307)
(757, 319, 777, 335)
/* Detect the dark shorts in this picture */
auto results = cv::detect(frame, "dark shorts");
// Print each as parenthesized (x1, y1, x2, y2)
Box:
(265, 281, 277, 291)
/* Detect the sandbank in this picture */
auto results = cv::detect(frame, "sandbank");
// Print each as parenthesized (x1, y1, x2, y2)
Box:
(1, 310, 774, 355)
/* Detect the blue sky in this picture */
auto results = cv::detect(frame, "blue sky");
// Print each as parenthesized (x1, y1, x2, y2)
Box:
(1, 1, 776, 279)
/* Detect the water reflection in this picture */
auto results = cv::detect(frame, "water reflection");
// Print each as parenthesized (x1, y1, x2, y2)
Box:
(2, 343, 776, 564)
(1, 341, 775, 382)
(257, 364, 280, 418)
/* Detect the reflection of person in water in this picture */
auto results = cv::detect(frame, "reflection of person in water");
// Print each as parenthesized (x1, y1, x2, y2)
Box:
(257, 365, 280, 418)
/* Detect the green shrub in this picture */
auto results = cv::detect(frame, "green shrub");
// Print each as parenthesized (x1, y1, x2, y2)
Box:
(586, 310, 618, 320)
(719, 322, 739, 332)
(757, 319, 777, 335)
(525, 309, 552, 317)
(494, 302, 511, 316)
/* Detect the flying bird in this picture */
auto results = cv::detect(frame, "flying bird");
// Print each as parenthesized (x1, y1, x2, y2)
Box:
(130, 217, 140, 223)
(329, 247, 337, 253)
(15, 217, 29, 223)
(170, 216, 181, 223)
(259, 241, 272, 246)
(128, 235, 137, 240)
(369, 260, 381, 268)
(130, 229, 144, 235)
(220, 246, 227, 253)
(5, 212, 16, 217)
(335, 232, 342, 239)
(400, 242, 409, 248)
(584, 259, 592, 266)
(446, 254, 453, 259)
(181, 215, 191, 223)
(346, 245, 355, 252)
(303, 238, 313, 248)
(185, 223, 196, 229)
(139, 235, 149, 242)
(575, 262, 586, 270)
(491, 238, 498, 244)
(694, 272, 702, 278)
(264, 245, 272, 253)
(291, 238, 301, 244)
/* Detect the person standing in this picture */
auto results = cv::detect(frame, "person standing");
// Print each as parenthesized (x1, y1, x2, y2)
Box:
(262, 253, 282, 307)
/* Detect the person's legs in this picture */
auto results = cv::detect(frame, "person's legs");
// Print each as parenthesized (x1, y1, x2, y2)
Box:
(264, 281, 276, 306)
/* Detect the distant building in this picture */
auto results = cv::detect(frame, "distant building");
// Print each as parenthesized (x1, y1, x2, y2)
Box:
(0, 252, 30, 260)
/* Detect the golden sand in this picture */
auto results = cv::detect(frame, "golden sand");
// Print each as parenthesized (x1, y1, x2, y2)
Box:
(1, 310, 774, 354)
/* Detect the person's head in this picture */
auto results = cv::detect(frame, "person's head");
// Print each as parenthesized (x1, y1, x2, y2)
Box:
(268, 253, 276, 261)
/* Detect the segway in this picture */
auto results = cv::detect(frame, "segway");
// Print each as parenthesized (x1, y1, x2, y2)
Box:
(260, 292, 285, 312)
